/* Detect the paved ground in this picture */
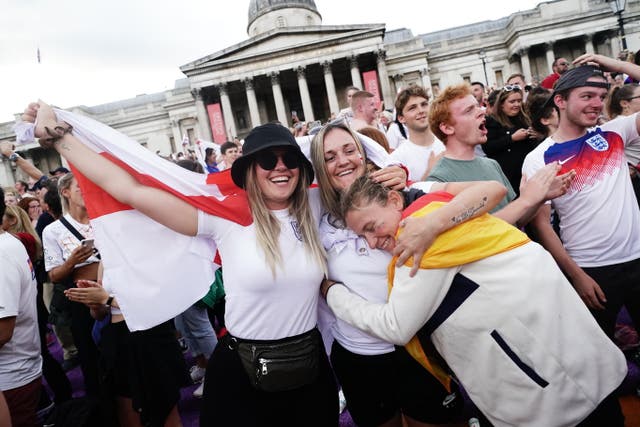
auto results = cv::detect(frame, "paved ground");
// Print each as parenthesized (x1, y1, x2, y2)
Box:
(45, 311, 640, 427)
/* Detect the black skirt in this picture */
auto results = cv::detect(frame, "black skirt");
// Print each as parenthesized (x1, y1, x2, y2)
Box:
(99, 320, 190, 426)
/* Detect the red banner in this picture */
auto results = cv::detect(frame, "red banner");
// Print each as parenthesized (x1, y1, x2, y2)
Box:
(207, 103, 227, 143)
(362, 70, 381, 109)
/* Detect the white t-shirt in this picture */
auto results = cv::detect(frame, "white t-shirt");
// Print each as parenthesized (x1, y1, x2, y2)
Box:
(43, 214, 100, 272)
(385, 122, 407, 150)
(0, 232, 42, 390)
(196, 190, 324, 340)
(522, 113, 640, 267)
(317, 214, 395, 355)
(390, 137, 446, 182)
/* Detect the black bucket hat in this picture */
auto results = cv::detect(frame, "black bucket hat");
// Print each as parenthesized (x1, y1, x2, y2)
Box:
(230, 123, 314, 189)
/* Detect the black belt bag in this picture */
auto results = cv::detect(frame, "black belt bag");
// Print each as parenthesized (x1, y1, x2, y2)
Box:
(228, 328, 321, 392)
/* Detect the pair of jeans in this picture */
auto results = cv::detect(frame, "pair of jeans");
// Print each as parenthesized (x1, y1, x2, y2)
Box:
(174, 304, 217, 358)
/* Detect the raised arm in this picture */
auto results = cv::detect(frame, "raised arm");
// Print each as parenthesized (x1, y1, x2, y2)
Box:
(394, 180, 507, 276)
(573, 53, 640, 80)
(494, 162, 574, 228)
(26, 102, 198, 236)
(0, 142, 44, 181)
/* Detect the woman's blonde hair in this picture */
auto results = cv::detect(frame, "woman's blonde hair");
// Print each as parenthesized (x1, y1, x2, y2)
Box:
(3, 205, 43, 258)
(244, 161, 326, 277)
(310, 121, 367, 219)
(58, 172, 75, 214)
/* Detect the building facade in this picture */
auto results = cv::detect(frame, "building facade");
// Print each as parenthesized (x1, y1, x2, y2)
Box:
(2, 0, 639, 187)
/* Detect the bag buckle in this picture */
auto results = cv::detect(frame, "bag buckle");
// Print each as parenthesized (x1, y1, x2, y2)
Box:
(228, 336, 239, 351)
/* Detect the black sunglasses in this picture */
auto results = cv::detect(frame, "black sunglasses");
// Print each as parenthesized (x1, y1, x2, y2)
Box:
(255, 149, 300, 170)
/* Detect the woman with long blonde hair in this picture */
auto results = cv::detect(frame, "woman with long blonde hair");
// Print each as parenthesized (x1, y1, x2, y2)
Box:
(27, 100, 337, 427)
(1, 204, 42, 260)
(310, 120, 507, 427)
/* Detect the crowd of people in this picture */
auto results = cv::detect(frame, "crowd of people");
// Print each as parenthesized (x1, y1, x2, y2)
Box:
(1, 50, 640, 427)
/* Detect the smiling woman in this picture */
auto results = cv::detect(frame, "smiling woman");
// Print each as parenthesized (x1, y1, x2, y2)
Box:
(483, 85, 537, 195)
(310, 120, 510, 427)
(27, 102, 339, 427)
(326, 174, 628, 427)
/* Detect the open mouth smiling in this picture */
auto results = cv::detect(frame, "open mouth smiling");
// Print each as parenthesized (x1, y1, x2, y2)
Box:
(270, 176, 290, 184)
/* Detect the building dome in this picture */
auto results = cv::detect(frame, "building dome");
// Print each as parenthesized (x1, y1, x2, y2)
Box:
(247, 0, 322, 36)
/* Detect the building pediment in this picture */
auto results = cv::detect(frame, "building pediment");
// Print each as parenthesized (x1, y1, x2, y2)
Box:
(180, 24, 385, 76)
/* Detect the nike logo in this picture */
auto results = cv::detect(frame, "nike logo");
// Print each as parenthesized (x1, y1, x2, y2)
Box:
(558, 155, 575, 165)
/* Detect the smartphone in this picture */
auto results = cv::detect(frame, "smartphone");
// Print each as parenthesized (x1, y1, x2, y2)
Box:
(80, 239, 95, 250)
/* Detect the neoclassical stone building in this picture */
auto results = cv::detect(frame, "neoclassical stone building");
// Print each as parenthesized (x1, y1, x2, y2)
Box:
(2, 0, 639, 186)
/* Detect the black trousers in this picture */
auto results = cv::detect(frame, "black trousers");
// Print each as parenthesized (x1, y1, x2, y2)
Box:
(37, 293, 72, 404)
(582, 257, 640, 339)
(69, 301, 100, 395)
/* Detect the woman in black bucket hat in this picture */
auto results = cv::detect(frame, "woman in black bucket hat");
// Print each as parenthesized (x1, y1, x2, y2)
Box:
(30, 99, 338, 426)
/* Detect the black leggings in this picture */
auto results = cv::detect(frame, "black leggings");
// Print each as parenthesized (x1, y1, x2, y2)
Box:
(37, 293, 72, 404)
(69, 301, 101, 395)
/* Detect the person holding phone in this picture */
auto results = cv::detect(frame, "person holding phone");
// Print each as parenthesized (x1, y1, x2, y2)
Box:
(42, 172, 101, 396)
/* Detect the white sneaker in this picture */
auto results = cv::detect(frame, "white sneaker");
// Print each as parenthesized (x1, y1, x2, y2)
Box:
(190, 365, 206, 383)
(338, 388, 347, 414)
(193, 380, 205, 399)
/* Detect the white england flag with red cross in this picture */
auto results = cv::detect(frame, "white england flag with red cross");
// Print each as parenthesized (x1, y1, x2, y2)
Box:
(15, 111, 393, 330)
(53, 109, 252, 331)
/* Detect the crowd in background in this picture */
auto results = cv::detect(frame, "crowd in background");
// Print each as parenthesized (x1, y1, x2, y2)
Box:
(2, 48, 640, 427)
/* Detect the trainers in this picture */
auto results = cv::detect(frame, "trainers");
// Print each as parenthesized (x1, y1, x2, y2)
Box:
(193, 380, 204, 399)
(61, 356, 80, 372)
(178, 337, 189, 353)
(338, 389, 347, 414)
(190, 365, 206, 383)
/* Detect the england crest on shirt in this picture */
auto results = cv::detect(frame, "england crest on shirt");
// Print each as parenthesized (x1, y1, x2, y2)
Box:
(290, 220, 302, 242)
(585, 134, 609, 151)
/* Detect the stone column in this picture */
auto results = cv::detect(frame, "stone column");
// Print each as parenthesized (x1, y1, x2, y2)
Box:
(243, 78, 261, 128)
(192, 88, 214, 141)
(545, 42, 555, 75)
(392, 74, 404, 93)
(295, 67, 315, 122)
(270, 72, 288, 125)
(218, 83, 237, 139)
(0, 159, 15, 187)
(508, 54, 522, 75)
(611, 32, 621, 59)
(169, 119, 182, 150)
(376, 50, 394, 110)
(584, 33, 595, 54)
(350, 55, 363, 89)
(518, 48, 533, 84)
(419, 68, 432, 94)
(322, 61, 340, 116)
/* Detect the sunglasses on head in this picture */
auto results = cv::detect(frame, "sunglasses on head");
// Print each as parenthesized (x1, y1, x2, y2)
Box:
(255, 149, 300, 170)
(502, 85, 522, 92)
